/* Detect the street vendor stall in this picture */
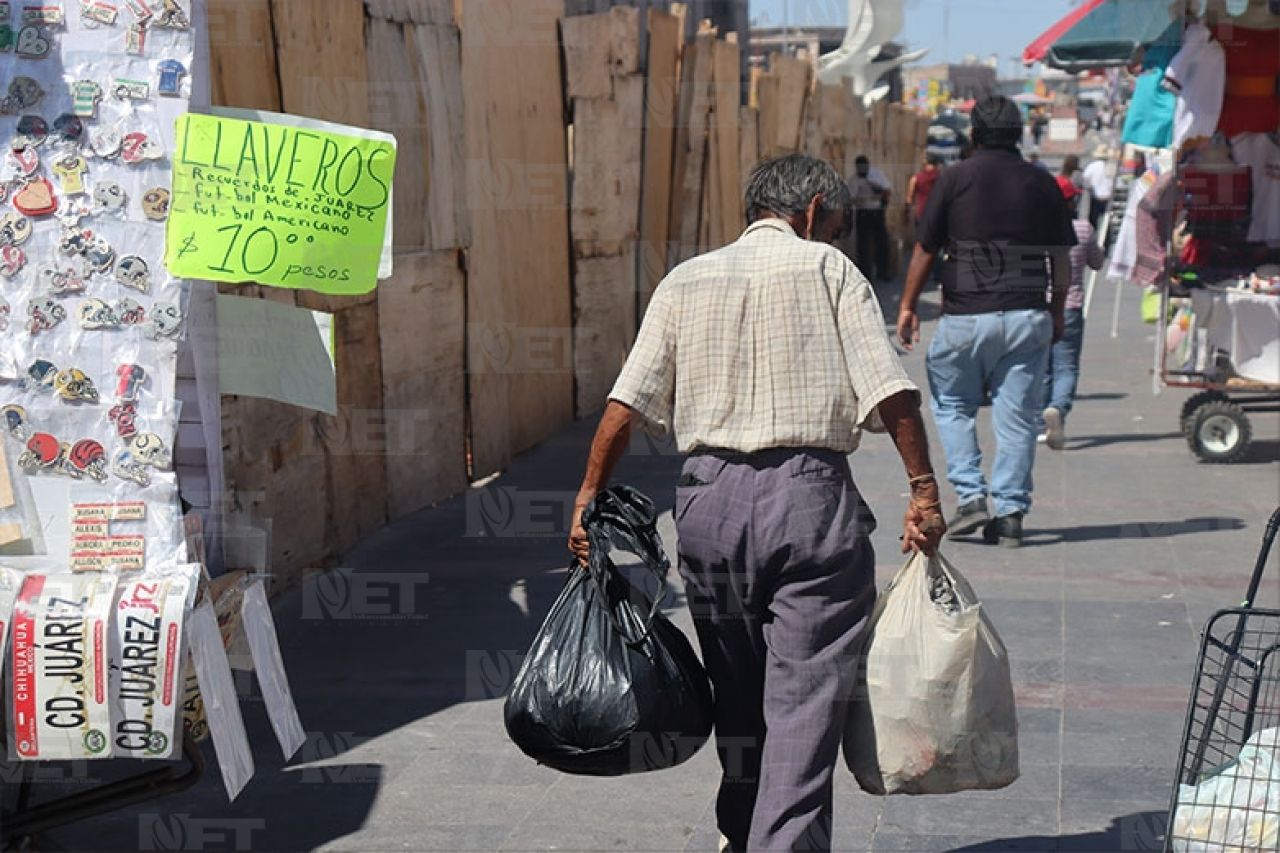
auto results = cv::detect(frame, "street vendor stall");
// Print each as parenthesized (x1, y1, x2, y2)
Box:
(0, 0, 395, 842)
(1145, 0, 1280, 466)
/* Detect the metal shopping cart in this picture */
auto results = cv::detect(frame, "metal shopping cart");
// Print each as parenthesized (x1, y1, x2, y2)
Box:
(1164, 507, 1280, 851)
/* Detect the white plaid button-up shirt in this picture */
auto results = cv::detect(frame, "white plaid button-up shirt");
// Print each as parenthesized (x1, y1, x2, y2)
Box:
(610, 219, 919, 454)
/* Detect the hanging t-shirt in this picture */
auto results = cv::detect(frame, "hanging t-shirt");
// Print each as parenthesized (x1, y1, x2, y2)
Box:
(1122, 35, 1181, 149)
(1214, 25, 1280, 139)
(1163, 22, 1225, 150)
(1232, 132, 1280, 246)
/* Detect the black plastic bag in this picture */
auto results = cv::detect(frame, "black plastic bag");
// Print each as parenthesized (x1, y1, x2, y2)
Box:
(503, 485, 714, 776)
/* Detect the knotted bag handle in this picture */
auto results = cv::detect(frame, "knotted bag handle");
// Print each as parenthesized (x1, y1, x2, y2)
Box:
(580, 485, 671, 646)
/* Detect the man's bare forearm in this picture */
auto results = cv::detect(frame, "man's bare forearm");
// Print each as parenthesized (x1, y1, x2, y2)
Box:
(575, 400, 634, 507)
(900, 244, 936, 314)
(877, 390, 936, 483)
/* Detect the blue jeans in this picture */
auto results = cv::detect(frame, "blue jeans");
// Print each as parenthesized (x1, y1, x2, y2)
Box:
(1043, 308, 1085, 419)
(926, 310, 1053, 518)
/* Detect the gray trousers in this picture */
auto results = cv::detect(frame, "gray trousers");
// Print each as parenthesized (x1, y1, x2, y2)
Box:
(674, 448, 876, 852)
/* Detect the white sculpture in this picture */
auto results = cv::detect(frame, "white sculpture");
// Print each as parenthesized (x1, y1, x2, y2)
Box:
(816, 0, 928, 107)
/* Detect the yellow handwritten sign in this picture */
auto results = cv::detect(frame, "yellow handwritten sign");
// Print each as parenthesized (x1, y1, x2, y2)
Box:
(165, 113, 395, 294)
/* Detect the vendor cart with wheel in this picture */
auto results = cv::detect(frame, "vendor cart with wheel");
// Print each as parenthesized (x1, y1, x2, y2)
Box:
(1155, 277, 1280, 464)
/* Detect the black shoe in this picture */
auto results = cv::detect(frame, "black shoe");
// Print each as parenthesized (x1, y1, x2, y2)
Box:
(947, 498, 990, 538)
(983, 513, 1024, 548)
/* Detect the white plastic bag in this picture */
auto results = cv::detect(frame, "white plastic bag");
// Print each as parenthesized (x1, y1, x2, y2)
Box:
(1172, 726, 1280, 852)
(844, 550, 1019, 794)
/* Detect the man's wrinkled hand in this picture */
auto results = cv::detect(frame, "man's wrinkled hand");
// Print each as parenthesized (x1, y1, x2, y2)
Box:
(902, 502, 946, 556)
(897, 309, 921, 351)
(568, 502, 590, 564)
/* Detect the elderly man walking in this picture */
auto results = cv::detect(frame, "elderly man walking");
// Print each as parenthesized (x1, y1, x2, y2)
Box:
(897, 96, 1076, 548)
(568, 154, 945, 852)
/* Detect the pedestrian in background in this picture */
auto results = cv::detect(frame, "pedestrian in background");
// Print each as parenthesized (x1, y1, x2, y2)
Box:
(851, 154, 892, 282)
(1056, 154, 1083, 217)
(906, 153, 943, 228)
(897, 95, 1076, 548)
(570, 153, 945, 852)
(1041, 205, 1105, 451)
(1081, 145, 1114, 229)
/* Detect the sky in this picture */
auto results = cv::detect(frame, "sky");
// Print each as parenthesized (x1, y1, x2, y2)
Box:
(749, 0, 1079, 74)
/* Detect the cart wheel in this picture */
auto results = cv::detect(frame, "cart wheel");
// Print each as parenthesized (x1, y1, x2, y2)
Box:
(1188, 400, 1252, 463)
(1180, 390, 1228, 436)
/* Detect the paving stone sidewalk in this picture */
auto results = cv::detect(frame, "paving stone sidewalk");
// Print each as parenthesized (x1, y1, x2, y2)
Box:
(40, 282, 1280, 852)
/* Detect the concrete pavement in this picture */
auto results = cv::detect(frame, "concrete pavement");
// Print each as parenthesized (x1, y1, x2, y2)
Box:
(35, 279, 1280, 852)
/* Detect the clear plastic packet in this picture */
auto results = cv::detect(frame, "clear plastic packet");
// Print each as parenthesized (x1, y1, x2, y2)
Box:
(186, 598, 254, 800)
(109, 562, 201, 758)
(8, 571, 120, 760)
(241, 579, 304, 760)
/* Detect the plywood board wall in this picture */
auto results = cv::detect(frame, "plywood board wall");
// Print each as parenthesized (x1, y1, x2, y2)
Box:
(377, 250, 468, 519)
(463, 0, 574, 476)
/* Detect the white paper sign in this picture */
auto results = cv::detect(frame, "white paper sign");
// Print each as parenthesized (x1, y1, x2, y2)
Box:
(216, 294, 338, 415)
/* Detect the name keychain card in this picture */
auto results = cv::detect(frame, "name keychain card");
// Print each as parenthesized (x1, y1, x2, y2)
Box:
(11, 573, 119, 761)
(111, 573, 192, 759)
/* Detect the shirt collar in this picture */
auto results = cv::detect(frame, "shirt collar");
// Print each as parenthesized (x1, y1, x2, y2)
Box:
(742, 218, 797, 239)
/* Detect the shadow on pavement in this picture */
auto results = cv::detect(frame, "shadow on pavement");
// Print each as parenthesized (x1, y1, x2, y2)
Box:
(1067, 432, 1183, 450)
(43, 417, 686, 852)
(1074, 392, 1128, 402)
(1241, 438, 1280, 464)
(1019, 517, 1247, 547)
(950, 811, 1167, 852)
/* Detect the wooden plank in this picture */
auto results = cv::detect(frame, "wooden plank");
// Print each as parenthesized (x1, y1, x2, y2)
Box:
(668, 31, 715, 265)
(712, 38, 742, 244)
(637, 7, 680, 317)
(464, 0, 574, 477)
(562, 6, 640, 100)
(364, 0, 453, 24)
(366, 17, 428, 253)
(378, 250, 468, 519)
(756, 72, 780, 157)
(562, 12, 614, 99)
(771, 53, 810, 155)
(271, 0, 371, 314)
(270, 0, 369, 126)
(573, 250, 636, 417)
(571, 76, 646, 257)
(739, 105, 759, 184)
(208, 0, 282, 111)
(222, 405, 332, 573)
(406, 21, 471, 250)
(702, 118, 720, 251)
(607, 5, 642, 76)
(326, 301, 390, 552)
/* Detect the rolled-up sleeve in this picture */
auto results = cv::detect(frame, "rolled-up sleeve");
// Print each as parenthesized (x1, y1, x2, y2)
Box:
(833, 258, 920, 432)
(609, 283, 677, 435)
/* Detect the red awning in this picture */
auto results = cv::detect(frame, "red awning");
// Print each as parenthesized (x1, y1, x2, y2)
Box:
(1022, 0, 1107, 65)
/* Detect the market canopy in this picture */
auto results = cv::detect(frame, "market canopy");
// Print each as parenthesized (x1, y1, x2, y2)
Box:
(1023, 0, 1184, 72)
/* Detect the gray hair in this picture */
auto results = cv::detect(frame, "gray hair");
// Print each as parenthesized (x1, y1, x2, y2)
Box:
(744, 154, 853, 224)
